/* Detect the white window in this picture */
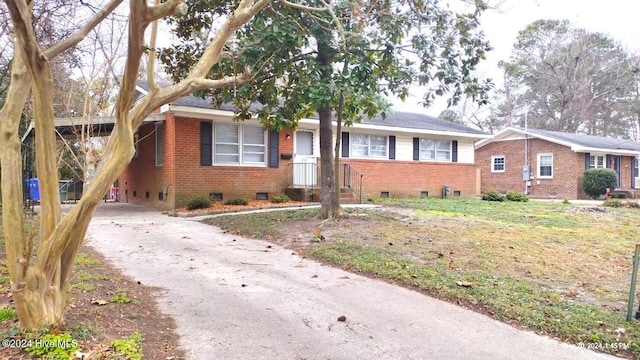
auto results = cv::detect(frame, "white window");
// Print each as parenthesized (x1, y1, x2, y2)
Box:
(214, 123, 265, 165)
(155, 123, 164, 166)
(420, 139, 451, 161)
(351, 133, 387, 158)
(296, 131, 314, 156)
(538, 153, 553, 178)
(589, 155, 605, 168)
(491, 155, 505, 172)
(243, 125, 266, 163)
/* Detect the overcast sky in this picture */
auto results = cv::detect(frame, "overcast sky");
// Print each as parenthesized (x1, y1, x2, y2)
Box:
(395, 0, 640, 113)
(480, 0, 639, 70)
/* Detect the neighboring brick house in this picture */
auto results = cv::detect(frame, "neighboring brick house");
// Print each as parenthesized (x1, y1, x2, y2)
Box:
(116, 83, 490, 209)
(475, 127, 640, 200)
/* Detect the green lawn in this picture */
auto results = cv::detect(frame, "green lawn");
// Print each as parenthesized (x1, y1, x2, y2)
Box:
(203, 198, 640, 358)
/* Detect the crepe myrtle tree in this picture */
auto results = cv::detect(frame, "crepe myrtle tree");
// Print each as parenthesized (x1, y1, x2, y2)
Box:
(1, 0, 271, 329)
(160, 0, 493, 219)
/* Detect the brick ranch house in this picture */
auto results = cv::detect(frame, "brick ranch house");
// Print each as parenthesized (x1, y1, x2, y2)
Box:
(475, 127, 640, 200)
(116, 83, 491, 209)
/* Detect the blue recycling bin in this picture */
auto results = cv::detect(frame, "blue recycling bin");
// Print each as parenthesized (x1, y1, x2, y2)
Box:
(25, 178, 40, 201)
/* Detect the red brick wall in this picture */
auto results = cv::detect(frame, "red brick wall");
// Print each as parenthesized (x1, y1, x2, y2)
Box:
(171, 117, 294, 207)
(118, 114, 481, 208)
(342, 159, 478, 199)
(476, 138, 637, 200)
(117, 115, 177, 209)
(119, 116, 296, 209)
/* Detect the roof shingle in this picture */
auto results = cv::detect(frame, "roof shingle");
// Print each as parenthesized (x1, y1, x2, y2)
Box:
(137, 80, 486, 136)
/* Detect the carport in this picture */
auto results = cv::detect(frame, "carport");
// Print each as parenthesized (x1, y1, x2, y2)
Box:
(20, 114, 164, 206)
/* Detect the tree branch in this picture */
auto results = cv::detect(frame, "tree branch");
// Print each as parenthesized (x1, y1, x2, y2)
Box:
(45, 0, 125, 59)
(278, 0, 328, 12)
(147, 0, 160, 91)
(145, 0, 187, 23)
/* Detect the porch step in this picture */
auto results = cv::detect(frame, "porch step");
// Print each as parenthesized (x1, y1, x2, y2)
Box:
(339, 188, 361, 204)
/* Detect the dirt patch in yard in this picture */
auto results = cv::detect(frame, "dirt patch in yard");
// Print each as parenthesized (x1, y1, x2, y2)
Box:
(0, 244, 185, 359)
(233, 205, 634, 310)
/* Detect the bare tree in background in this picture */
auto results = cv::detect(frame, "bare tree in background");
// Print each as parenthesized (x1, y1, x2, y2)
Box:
(1, 0, 269, 329)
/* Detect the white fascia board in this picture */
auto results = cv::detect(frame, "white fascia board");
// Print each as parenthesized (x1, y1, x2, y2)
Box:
(170, 107, 489, 139)
(476, 127, 579, 149)
(475, 127, 521, 149)
(135, 84, 149, 96)
(168, 105, 237, 121)
(298, 118, 490, 140)
(474, 137, 492, 149)
(570, 146, 640, 157)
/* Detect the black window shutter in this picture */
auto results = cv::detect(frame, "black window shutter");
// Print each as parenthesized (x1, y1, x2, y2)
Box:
(632, 158, 636, 188)
(269, 130, 279, 168)
(388, 136, 396, 160)
(413, 138, 419, 161)
(452, 140, 458, 163)
(584, 153, 590, 169)
(342, 132, 349, 158)
(606, 154, 611, 168)
(200, 122, 212, 166)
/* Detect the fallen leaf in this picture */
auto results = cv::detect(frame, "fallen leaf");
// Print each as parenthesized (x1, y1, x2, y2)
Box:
(75, 350, 91, 359)
(91, 299, 108, 306)
(456, 281, 473, 288)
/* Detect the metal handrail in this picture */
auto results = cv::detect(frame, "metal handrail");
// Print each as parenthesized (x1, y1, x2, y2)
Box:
(341, 163, 363, 204)
(290, 162, 363, 204)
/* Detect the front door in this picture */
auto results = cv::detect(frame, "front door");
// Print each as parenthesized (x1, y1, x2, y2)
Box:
(293, 130, 317, 186)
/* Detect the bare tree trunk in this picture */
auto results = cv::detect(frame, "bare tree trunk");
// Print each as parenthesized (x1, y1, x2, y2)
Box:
(0, 44, 32, 324)
(2, 0, 269, 329)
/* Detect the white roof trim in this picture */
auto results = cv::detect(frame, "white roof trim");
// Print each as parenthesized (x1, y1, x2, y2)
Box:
(169, 107, 489, 140)
(570, 146, 640, 156)
(476, 127, 640, 156)
(168, 105, 237, 121)
(345, 122, 490, 139)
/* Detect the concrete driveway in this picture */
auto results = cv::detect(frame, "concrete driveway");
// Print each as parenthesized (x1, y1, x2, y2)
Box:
(86, 203, 616, 360)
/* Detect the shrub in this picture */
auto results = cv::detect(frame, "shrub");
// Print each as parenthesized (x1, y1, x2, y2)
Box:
(582, 168, 618, 199)
(224, 198, 248, 206)
(186, 195, 211, 210)
(603, 198, 624, 208)
(481, 190, 504, 202)
(505, 191, 529, 202)
(271, 193, 290, 203)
